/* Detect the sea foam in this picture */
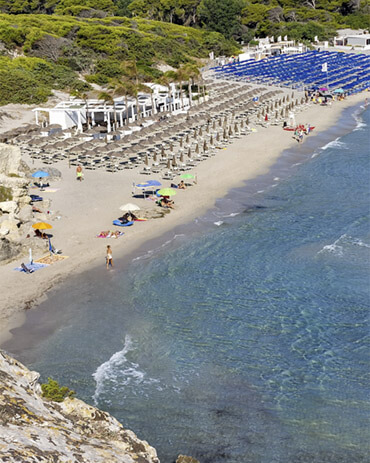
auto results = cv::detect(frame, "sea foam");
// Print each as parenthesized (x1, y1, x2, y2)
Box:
(92, 335, 159, 405)
(321, 138, 348, 151)
(132, 234, 185, 262)
(317, 234, 370, 257)
(354, 119, 366, 131)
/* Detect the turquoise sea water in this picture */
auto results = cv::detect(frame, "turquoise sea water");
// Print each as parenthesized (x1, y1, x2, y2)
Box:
(4, 106, 370, 462)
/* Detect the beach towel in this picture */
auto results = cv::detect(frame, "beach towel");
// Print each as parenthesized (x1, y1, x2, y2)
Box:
(43, 188, 59, 193)
(35, 255, 69, 265)
(14, 262, 48, 273)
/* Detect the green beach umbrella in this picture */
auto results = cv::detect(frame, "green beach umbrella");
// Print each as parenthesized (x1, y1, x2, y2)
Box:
(180, 174, 194, 179)
(157, 188, 177, 197)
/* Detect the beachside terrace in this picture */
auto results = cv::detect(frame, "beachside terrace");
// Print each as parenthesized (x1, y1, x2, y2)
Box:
(32, 84, 189, 132)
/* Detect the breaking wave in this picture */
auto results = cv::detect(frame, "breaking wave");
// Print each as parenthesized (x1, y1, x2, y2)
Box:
(321, 138, 348, 151)
(317, 234, 370, 257)
(92, 335, 159, 405)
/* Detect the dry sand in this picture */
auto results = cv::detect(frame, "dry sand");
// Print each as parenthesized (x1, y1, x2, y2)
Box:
(0, 92, 365, 344)
(0, 91, 69, 135)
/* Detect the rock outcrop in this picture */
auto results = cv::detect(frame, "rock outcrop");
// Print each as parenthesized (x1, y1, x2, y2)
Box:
(0, 143, 22, 176)
(0, 143, 32, 259)
(176, 456, 200, 463)
(0, 143, 51, 262)
(0, 350, 160, 463)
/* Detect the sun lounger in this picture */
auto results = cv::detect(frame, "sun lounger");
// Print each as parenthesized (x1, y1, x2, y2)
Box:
(162, 171, 174, 180)
(30, 194, 43, 202)
(21, 263, 34, 273)
(140, 166, 152, 175)
(49, 244, 62, 255)
(34, 182, 50, 188)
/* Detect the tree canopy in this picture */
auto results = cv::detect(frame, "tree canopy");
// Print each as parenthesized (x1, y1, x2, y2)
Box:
(0, 12, 237, 104)
(0, 0, 368, 105)
(0, 0, 368, 38)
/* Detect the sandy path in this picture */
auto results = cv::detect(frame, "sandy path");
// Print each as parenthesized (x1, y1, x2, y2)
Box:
(0, 92, 365, 344)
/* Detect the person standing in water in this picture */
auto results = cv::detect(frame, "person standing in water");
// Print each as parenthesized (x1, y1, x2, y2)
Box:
(106, 245, 113, 269)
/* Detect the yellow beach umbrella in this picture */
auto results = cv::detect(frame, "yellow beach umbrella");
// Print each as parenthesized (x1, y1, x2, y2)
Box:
(32, 222, 52, 230)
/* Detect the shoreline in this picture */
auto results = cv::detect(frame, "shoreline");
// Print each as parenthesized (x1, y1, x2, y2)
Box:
(0, 92, 366, 347)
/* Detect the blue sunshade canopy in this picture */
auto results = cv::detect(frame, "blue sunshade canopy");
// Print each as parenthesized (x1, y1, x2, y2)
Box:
(32, 170, 49, 178)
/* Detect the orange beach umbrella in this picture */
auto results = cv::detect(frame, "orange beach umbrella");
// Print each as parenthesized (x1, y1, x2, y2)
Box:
(32, 222, 52, 230)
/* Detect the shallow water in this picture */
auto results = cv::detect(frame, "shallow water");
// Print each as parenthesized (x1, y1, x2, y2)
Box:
(5, 106, 370, 462)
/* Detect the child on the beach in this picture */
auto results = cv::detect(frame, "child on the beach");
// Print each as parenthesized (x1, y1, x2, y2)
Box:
(76, 165, 84, 181)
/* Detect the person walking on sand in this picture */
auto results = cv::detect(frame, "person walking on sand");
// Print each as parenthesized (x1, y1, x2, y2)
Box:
(106, 245, 113, 269)
(76, 165, 83, 181)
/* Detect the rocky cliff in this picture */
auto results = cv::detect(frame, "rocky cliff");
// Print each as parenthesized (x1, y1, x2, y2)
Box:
(0, 350, 159, 462)
(0, 143, 32, 261)
(0, 143, 56, 262)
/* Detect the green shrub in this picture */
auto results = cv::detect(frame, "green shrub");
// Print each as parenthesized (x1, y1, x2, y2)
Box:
(0, 12, 239, 103)
(41, 377, 75, 402)
(0, 55, 87, 104)
(0, 186, 12, 201)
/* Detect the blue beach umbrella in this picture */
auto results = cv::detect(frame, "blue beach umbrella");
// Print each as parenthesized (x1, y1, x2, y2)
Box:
(136, 182, 153, 188)
(146, 180, 162, 186)
(136, 180, 162, 189)
(333, 88, 344, 93)
(135, 180, 161, 198)
(136, 180, 162, 188)
(32, 170, 49, 178)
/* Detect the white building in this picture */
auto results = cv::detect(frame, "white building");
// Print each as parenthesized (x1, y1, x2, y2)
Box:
(238, 39, 305, 62)
(33, 85, 190, 132)
(333, 30, 370, 49)
(346, 34, 370, 49)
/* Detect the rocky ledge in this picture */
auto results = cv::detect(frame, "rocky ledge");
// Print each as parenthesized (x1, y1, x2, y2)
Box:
(0, 350, 159, 462)
(0, 143, 31, 261)
(0, 143, 60, 262)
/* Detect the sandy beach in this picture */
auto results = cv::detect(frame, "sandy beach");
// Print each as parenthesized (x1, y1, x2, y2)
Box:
(0, 91, 365, 345)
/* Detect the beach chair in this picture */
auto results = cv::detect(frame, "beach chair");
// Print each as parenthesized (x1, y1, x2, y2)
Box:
(140, 166, 152, 175)
(30, 194, 43, 202)
(162, 171, 174, 180)
(48, 239, 62, 255)
(21, 263, 34, 274)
